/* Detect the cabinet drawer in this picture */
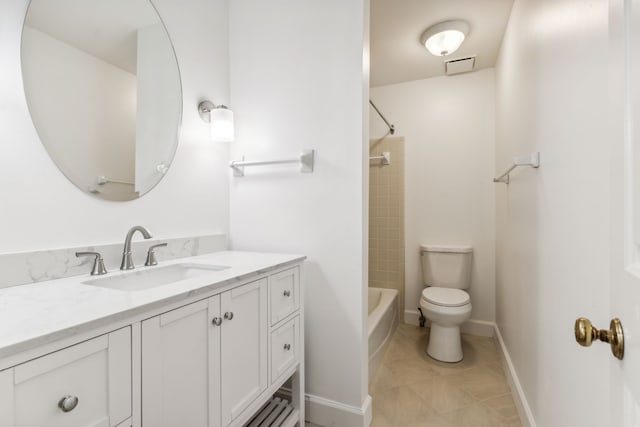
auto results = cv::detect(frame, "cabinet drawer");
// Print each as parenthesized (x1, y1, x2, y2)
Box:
(270, 267, 300, 325)
(270, 316, 300, 384)
(2, 327, 131, 427)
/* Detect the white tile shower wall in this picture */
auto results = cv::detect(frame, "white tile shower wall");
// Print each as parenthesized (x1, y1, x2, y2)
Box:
(0, 234, 226, 289)
(370, 69, 496, 325)
(0, 0, 230, 254)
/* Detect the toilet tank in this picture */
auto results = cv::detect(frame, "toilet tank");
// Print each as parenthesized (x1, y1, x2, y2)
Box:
(420, 245, 473, 289)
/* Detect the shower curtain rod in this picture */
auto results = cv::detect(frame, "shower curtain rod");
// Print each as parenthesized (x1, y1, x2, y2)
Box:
(369, 99, 395, 135)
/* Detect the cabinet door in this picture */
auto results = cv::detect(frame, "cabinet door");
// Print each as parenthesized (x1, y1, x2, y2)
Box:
(0, 328, 131, 427)
(142, 297, 221, 427)
(220, 278, 268, 425)
(270, 267, 300, 326)
(271, 316, 300, 384)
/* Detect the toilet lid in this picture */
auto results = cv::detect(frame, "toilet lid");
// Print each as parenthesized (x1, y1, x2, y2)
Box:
(421, 287, 470, 307)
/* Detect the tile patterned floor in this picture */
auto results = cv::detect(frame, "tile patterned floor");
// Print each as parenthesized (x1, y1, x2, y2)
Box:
(369, 324, 522, 427)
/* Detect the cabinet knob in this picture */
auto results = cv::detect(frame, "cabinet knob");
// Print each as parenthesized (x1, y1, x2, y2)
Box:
(284, 343, 291, 351)
(212, 317, 222, 326)
(58, 395, 79, 413)
(224, 312, 234, 320)
(283, 290, 291, 297)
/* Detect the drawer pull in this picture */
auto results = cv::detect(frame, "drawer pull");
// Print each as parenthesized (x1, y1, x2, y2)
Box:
(283, 343, 291, 351)
(212, 317, 222, 326)
(58, 395, 79, 413)
(224, 312, 234, 320)
(283, 290, 291, 297)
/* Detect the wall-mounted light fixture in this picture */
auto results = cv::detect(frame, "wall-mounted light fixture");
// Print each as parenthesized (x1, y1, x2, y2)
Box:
(420, 20, 470, 57)
(198, 100, 235, 142)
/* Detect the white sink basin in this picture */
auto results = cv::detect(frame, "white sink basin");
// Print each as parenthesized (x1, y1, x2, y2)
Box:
(83, 263, 230, 291)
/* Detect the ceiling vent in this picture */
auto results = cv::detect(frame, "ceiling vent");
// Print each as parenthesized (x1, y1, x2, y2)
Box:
(445, 56, 476, 76)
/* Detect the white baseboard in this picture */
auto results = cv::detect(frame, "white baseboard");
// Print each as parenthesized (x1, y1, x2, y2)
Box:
(461, 320, 495, 337)
(404, 309, 422, 326)
(305, 393, 372, 427)
(494, 325, 537, 427)
(363, 395, 372, 427)
(403, 309, 495, 337)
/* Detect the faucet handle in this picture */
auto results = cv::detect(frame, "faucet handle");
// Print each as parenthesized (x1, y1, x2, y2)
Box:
(76, 251, 108, 276)
(145, 243, 167, 267)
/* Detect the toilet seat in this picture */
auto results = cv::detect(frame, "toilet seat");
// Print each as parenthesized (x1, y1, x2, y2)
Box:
(421, 287, 469, 307)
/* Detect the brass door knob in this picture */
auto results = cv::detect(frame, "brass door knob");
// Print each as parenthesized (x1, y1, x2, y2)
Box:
(574, 317, 624, 360)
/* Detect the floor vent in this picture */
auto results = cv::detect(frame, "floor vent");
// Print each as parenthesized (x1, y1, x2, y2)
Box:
(245, 397, 299, 427)
(445, 56, 476, 75)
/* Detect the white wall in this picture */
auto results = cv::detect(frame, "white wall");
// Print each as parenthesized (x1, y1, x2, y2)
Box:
(495, 0, 610, 425)
(228, 0, 370, 425)
(370, 69, 496, 328)
(0, 0, 230, 253)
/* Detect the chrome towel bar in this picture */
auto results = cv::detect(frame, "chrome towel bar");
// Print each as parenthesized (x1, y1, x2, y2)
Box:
(369, 152, 390, 165)
(493, 152, 540, 184)
(230, 149, 315, 177)
(96, 175, 134, 186)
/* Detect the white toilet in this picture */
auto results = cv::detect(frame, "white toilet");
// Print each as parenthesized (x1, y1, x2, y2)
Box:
(419, 244, 473, 362)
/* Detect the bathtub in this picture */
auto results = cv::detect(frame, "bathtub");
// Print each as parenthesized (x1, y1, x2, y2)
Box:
(368, 287, 398, 385)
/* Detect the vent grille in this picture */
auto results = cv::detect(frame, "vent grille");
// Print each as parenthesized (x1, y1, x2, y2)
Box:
(445, 56, 476, 75)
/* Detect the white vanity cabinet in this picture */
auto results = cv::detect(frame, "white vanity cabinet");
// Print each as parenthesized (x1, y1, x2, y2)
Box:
(0, 254, 304, 427)
(0, 327, 132, 427)
(141, 278, 268, 427)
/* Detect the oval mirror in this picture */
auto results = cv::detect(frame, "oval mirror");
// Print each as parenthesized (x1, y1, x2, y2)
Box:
(21, 0, 182, 201)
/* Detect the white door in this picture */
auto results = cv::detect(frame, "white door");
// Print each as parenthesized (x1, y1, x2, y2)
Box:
(609, 0, 640, 425)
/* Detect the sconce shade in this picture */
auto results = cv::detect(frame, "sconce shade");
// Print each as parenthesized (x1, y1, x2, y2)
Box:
(211, 106, 234, 142)
(420, 20, 469, 57)
(198, 100, 234, 142)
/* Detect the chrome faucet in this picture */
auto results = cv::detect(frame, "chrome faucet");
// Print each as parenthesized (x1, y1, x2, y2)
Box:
(76, 251, 108, 276)
(145, 243, 167, 267)
(120, 225, 152, 270)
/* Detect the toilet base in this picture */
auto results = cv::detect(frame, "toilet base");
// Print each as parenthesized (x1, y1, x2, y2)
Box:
(426, 323, 463, 363)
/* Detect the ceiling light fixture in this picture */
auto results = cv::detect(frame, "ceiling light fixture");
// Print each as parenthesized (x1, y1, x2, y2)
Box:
(420, 20, 470, 57)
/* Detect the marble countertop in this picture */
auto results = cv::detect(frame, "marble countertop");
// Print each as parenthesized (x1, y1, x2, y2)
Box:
(0, 251, 305, 360)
